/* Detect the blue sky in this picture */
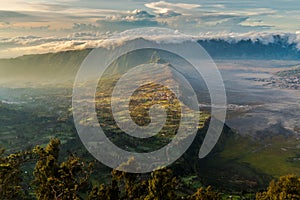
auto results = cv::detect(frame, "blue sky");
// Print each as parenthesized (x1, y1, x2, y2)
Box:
(0, 0, 300, 57)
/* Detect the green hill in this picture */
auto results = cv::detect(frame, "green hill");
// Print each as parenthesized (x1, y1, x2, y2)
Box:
(0, 49, 91, 86)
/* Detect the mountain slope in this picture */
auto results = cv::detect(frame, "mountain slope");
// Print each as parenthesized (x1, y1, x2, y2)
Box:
(0, 49, 91, 86)
(198, 36, 300, 60)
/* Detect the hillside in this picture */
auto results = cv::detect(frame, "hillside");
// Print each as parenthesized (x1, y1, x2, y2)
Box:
(0, 49, 91, 86)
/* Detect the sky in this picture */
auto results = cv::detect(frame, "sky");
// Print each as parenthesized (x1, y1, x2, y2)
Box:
(0, 0, 300, 58)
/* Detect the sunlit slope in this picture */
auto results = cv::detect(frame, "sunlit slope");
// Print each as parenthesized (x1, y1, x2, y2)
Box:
(90, 48, 210, 152)
(0, 49, 91, 86)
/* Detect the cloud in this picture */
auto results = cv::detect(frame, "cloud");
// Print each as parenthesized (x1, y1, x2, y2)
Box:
(211, 4, 225, 9)
(196, 32, 300, 47)
(0, 11, 29, 19)
(94, 9, 164, 31)
(68, 32, 109, 38)
(239, 18, 274, 28)
(26, 2, 71, 11)
(96, 20, 163, 32)
(0, 1, 297, 58)
(0, 35, 40, 45)
(105, 9, 155, 21)
(158, 10, 181, 18)
(199, 8, 276, 18)
(72, 23, 101, 31)
(0, 28, 194, 57)
(0, 10, 74, 30)
(2, 28, 300, 59)
(129, 9, 155, 19)
(209, 17, 273, 32)
(145, 1, 201, 14)
(0, 1, 279, 37)
(143, 2, 277, 33)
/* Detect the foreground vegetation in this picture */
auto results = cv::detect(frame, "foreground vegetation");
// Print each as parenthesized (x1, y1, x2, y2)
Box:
(0, 139, 299, 200)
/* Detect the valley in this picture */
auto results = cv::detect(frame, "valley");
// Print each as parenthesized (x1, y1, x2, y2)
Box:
(0, 49, 299, 195)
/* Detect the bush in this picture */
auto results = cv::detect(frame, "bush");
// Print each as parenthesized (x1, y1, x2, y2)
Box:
(256, 175, 300, 200)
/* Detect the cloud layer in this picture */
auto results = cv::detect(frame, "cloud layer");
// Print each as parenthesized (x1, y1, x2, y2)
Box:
(145, 1, 201, 14)
(1, 28, 300, 58)
(0, 0, 299, 57)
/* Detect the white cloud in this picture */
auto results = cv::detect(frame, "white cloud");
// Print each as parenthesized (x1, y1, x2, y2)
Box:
(158, 10, 181, 18)
(211, 4, 225, 9)
(0, 1, 298, 58)
(1, 28, 300, 58)
(129, 9, 155, 19)
(0, 28, 194, 57)
(94, 10, 163, 32)
(142, 2, 277, 33)
(106, 9, 155, 22)
(196, 31, 300, 48)
(200, 8, 276, 18)
(145, 1, 201, 14)
(239, 18, 272, 28)
(25, 2, 71, 11)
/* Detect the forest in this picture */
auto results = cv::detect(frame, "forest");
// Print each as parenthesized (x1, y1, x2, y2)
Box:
(1, 138, 299, 200)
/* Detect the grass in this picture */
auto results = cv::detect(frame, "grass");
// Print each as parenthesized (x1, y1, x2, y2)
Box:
(221, 134, 300, 177)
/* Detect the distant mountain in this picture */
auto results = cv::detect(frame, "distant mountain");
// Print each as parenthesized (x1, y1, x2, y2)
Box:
(198, 35, 300, 60)
(1, 35, 300, 86)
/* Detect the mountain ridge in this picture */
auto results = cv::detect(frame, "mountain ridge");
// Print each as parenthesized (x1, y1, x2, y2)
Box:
(198, 37, 300, 60)
(1, 36, 300, 86)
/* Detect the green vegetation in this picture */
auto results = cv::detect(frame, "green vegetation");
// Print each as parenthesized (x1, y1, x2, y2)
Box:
(188, 186, 222, 200)
(256, 175, 300, 200)
(0, 139, 222, 200)
(1, 139, 299, 200)
(0, 148, 32, 199)
(221, 134, 300, 177)
(1, 50, 299, 199)
(0, 50, 91, 87)
(32, 138, 93, 200)
(1, 84, 298, 194)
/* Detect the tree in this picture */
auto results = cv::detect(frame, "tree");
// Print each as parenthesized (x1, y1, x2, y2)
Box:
(0, 148, 32, 200)
(32, 138, 93, 200)
(88, 168, 181, 200)
(88, 183, 119, 200)
(145, 168, 179, 200)
(256, 174, 300, 200)
(112, 169, 148, 200)
(188, 186, 221, 200)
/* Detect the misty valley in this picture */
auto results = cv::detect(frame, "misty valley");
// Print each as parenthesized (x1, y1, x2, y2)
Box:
(0, 38, 300, 199)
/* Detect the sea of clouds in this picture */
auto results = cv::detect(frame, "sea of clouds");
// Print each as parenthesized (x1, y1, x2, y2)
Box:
(0, 28, 300, 58)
